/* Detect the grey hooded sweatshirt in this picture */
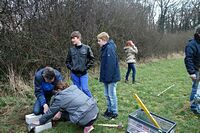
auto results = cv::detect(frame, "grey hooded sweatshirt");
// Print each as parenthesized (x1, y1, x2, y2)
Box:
(39, 85, 98, 126)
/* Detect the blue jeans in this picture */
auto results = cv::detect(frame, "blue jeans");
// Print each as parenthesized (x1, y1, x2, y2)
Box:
(104, 82, 118, 114)
(33, 99, 44, 115)
(125, 63, 136, 81)
(190, 71, 200, 102)
(71, 73, 92, 97)
(190, 72, 200, 111)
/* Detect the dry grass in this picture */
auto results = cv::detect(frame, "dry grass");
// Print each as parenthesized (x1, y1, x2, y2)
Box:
(6, 66, 34, 98)
(137, 52, 184, 64)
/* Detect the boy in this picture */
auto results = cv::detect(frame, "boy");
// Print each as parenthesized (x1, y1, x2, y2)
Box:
(97, 32, 121, 119)
(66, 31, 95, 97)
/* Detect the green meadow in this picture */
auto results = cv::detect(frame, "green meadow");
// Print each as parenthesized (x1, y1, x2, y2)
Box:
(0, 57, 199, 133)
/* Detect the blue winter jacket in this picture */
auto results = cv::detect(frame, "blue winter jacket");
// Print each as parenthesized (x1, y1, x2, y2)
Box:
(100, 40, 121, 83)
(34, 68, 63, 106)
(184, 38, 200, 75)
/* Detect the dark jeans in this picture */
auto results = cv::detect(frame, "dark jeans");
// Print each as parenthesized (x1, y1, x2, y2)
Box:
(61, 111, 98, 127)
(83, 113, 99, 127)
(33, 97, 51, 115)
(60, 111, 70, 121)
(125, 63, 136, 81)
(33, 99, 44, 115)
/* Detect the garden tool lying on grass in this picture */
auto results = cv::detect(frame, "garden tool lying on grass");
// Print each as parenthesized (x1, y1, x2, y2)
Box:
(96, 123, 123, 128)
(157, 84, 175, 96)
(133, 94, 161, 129)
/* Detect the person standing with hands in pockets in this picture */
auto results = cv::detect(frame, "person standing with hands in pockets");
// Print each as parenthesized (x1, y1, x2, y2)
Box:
(124, 40, 138, 84)
(66, 31, 95, 97)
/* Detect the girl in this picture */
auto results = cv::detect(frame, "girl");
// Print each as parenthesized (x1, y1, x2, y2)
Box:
(124, 40, 138, 84)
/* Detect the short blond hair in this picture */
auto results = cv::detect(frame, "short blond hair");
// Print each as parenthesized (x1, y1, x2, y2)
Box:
(97, 32, 110, 41)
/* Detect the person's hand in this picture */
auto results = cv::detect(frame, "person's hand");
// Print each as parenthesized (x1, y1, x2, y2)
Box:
(53, 111, 62, 121)
(130, 41, 135, 46)
(43, 104, 49, 113)
(32, 120, 40, 125)
(190, 74, 196, 80)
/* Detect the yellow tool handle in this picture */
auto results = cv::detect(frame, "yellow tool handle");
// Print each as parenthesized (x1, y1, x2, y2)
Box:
(133, 94, 161, 129)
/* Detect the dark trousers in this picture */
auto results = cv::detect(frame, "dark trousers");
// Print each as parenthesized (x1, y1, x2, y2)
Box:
(60, 111, 98, 127)
(83, 113, 99, 127)
(33, 97, 51, 115)
(125, 63, 136, 81)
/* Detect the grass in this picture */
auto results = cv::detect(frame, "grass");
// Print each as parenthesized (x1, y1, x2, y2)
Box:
(0, 57, 199, 133)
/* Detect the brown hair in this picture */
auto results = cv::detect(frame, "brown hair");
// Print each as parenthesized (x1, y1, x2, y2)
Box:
(55, 81, 69, 91)
(71, 31, 81, 39)
(42, 67, 55, 80)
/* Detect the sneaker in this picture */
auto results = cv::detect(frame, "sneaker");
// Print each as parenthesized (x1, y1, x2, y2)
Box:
(191, 108, 200, 114)
(103, 109, 111, 118)
(110, 113, 118, 119)
(103, 109, 109, 116)
(84, 125, 94, 133)
(191, 104, 200, 114)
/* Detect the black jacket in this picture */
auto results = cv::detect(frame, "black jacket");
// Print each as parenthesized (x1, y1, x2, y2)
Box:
(66, 44, 95, 76)
(184, 34, 200, 75)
